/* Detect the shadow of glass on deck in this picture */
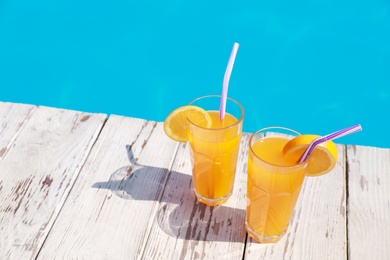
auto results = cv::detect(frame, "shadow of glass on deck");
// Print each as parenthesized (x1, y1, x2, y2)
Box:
(91, 144, 246, 243)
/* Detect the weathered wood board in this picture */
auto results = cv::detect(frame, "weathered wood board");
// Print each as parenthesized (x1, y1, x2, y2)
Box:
(0, 106, 106, 259)
(347, 145, 390, 260)
(37, 116, 179, 259)
(0, 102, 35, 160)
(1, 102, 389, 260)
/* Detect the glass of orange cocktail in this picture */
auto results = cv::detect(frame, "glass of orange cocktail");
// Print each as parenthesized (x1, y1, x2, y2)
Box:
(246, 127, 308, 243)
(187, 95, 244, 206)
(245, 124, 361, 243)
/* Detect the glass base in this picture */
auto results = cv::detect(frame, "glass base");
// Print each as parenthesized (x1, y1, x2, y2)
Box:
(193, 189, 232, 206)
(245, 223, 287, 243)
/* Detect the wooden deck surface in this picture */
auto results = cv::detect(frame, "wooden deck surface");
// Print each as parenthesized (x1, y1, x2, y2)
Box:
(0, 102, 389, 260)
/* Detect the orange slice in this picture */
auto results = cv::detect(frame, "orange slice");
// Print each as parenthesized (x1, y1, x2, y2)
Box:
(163, 106, 212, 142)
(282, 134, 338, 176)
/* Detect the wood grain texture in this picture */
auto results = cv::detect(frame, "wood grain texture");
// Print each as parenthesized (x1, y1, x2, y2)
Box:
(244, 144, 347, 260)
(0, 106, 107, 260)
(347, 145, 390, 260)
(0, 102, 35, 160)
(141, 134, 250, 260)
(1, 103, 389, 260)
(37, 115, 179, 260)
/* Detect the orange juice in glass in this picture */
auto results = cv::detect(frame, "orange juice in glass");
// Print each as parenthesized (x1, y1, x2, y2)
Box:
(187, 95, 244, 206)
(246, 127, 308, 243)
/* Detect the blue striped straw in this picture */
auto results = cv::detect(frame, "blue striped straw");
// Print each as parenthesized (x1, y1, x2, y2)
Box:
(298, 124, 363, 163)
(220, 42, 239, 120)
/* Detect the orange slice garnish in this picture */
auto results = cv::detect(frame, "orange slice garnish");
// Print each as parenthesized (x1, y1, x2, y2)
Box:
(283, 134, 338, 176)
(163, 106, 212, 142)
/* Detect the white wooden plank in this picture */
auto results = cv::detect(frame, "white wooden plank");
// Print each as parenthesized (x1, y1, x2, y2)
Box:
(37, 116, 179, 259)
(0, 106, 107, 260)
(0, 102, 35, 159)
(347, 145, 390, 259)
(245, 144, 347, 259)
(141, 134, 250, 260)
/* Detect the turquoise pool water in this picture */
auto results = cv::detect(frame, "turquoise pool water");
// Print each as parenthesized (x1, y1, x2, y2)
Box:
(1, 1, 389, 148)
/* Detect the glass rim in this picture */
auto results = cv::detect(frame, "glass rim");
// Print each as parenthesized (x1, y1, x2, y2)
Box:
(249, 126, 308, 169)
(187, 94, 244, 131)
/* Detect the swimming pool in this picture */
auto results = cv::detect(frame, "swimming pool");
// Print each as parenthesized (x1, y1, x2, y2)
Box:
(1, 1, 389, 148)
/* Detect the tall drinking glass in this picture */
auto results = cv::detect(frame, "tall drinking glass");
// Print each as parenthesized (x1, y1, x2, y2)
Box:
(187, 95, 244, 206)
(246, 127, 308, 243)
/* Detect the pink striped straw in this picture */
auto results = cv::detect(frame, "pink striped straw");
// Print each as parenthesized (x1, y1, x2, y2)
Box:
(298, 124, 363, 163)
(220, 42, 240, 120)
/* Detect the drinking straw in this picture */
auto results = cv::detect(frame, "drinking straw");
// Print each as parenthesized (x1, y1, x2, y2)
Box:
(298, 124, 363, 163)
(220, 42, 239, 120)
